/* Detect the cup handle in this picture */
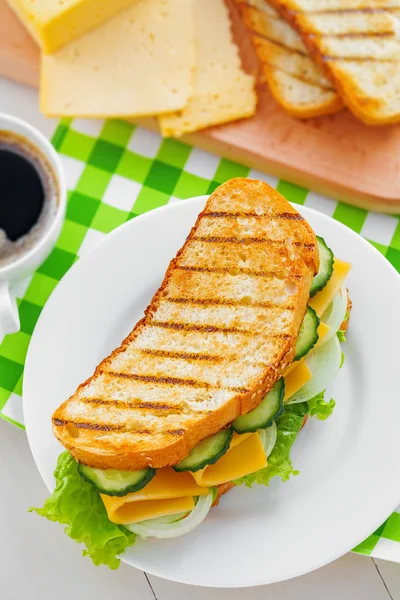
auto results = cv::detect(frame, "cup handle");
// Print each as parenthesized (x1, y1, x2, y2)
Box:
(0, 280, 20, 340)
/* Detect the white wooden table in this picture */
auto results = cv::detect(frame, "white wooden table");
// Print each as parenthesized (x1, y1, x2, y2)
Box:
(1, 77, 400, 600)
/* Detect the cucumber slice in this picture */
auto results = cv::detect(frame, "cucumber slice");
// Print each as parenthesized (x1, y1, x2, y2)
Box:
(77, 464, 156, 497)
(173, 428, 233, 472)
(295, 306, 320, 360)
(232, 379, 284, 434)
(310, 236, 334, 297)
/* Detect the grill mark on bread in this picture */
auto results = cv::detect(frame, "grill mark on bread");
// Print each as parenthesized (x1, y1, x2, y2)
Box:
(102, 370, 250, 393)
(238, 2, 393, 19)
(53, 418, 126, 432)
(165, 297, 296, 309)
(140, 349, 224, 362)
(139, 402, 183, 412)
(202, 211, 305, 218)
(322, 54, 398, 63)
(148, 321, 292, 338)
(176, 265, 284, 277)
(191, 236, 315, 247)
(277, 212, 306, 220)
(292, 8, 394, 16)
(149, 321, 253, 334)
(191, 236, 281, 244)
(79, 397, 185, 413)
(79, 398, 213, 418)
(323, 31, 395, 39)
(140, 348, 277, 368)
(252, 30, 309, 57)
(80, 397, 130, 408)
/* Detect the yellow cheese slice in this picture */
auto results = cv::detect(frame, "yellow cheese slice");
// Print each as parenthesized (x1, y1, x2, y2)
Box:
(284, 361, 312, 401)
(230, 431, 253, 448)
(103, 495, 195, 525)
(317, 321, 330, 342)
(7, 0, 140, 52)
(309, 259, 351, 317)
(191, 432, 267, 487)
(40, 0, 195, 118)
(159, 0, 256, 137)
(101, 468, 208, 524)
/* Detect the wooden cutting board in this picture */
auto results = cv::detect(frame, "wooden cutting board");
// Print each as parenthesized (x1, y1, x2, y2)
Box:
(1, 0, 400, 213)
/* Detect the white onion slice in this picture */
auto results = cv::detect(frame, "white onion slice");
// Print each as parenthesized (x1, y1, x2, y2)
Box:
(286, 335, 342, 404)
(319, 286, 347, 345)
(258, 422, 277, 457)
(126, 492, 214, 539)
(138, 511, 190, 526)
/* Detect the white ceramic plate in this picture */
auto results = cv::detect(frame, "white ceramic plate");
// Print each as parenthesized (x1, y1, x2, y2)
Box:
(24, 196, 400, 588)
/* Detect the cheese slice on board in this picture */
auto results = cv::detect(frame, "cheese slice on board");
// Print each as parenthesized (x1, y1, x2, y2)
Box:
(191, 432, 267, 487)
(41, 0, 195, 118)
(159, 0, 257, 137)
(7, 0, 139, 52)
(101, 468, 208, 524)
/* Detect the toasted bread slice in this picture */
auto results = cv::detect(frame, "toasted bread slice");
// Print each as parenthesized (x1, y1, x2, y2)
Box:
(235, 0, 343, 117)
(52, 179, 318, 471)
(268, 0, 400, 124)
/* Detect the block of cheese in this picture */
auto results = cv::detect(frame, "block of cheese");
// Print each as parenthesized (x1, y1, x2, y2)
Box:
(159, 0, 257, 137)
(7, 0, 139, 52)
(40, 0, 195, 118)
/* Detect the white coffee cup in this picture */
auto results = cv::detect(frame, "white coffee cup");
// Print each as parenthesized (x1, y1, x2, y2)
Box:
(0, 113, 66, 340)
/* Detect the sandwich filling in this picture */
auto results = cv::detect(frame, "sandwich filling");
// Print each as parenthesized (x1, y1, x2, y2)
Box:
(31, 251, 351, 568)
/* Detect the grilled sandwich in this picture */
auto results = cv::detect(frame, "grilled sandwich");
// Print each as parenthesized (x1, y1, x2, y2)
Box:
(267, 0, 400, 124)
(34, 178, 352, 568)
(52, 178, 319, 470)
(236, 0, 343, 117)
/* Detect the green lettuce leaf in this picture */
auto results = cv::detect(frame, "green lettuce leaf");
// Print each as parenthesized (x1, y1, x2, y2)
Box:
(307, 391, 335, 420)
(235, 403, 308, 488)
(30, 452, 136, 569)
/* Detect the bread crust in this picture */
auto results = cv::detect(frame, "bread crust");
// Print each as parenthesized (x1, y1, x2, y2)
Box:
(52, 178, 318, 470)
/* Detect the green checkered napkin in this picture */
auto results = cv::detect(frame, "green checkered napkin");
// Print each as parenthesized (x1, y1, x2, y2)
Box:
(1, 117, 400, 561)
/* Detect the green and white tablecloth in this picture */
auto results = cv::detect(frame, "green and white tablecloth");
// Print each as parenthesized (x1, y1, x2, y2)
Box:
(1, 117, 400, 561)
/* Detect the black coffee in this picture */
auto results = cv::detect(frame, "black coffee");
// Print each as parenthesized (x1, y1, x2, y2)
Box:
(0, 131, 58, 267)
